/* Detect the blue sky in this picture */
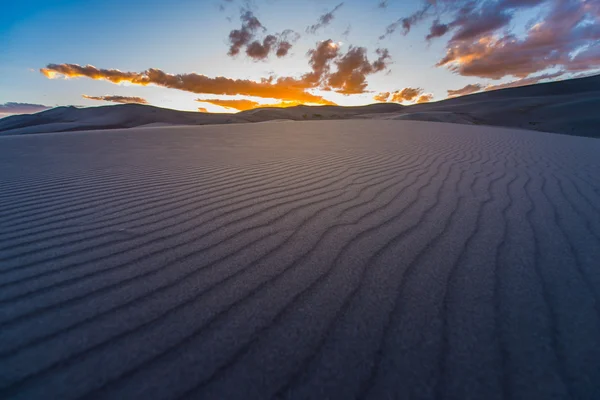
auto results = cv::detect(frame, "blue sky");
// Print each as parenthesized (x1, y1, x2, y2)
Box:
(1, 0, 599, 115)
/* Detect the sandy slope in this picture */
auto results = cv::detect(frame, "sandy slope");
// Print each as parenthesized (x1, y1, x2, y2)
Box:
(0, 120, 599, 399)
(2, 74, 599, 138)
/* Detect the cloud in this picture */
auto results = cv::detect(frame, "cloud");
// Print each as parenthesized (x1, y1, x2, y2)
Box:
(276, 41, 293, 57)
(198, 107, 209, 112)
(373, 88, 433, 103)
(437, 0, 600, 79)
(387, 0, 600, 81)
(342, 24, 351, 39)
(326, 46, 391, 94)
(447, 83, 484, 97)
(82, 95, 149, 104)
(379, 1, 433, 39)
(228, 10, 265, 56)
(228, 11, 298, 60)
(41, 64, 335, 104)
(426, 19, 450, 41)
(0, 102, 51, 116)
(302, 39, 341, 86)
(246, 35, 278, 60)
(386, 0, 546, 42)
(484, 70, 565, 91)
(198, 98, 260, 111)
(197, 98, 305, 111)
(307, 3, 344, 34)
(390, 87, 424, 102)
(42, 39, 390, 107)
(373, 92, 391, 102)
(416, 93, 434, 103)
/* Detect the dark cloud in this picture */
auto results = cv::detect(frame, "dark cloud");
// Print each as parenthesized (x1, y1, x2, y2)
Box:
(228, 11, 298, 60)
(82, 95, 148, 104)
(218, 0, 233, 12)
(276, 41, 293, 57)
(426, 20, 450, 41)
(246, 35, 278, 60)
(379, 1, 433, 39)
(437, 0, 600, 79)
(447, 83, 483, 97)
(382, 0, 599, 81)
(274, 29, 301, 58)
(342, 24, 351, 39)
(326, 46, 391, 94)
(302, 39, 341, 86)
(0, 102, 51, 116)
(307, 3, 344, 34)
(228, 10, 265, 56)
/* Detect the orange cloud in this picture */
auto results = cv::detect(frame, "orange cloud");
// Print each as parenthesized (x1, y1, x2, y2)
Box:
(416, 93, 433, 103)
(197, 98, 306, 111)
(41, 64, 335, 105)
(374, 88, 433, 104)
(373, 92, 390, 102)
(82, 95, 148, 104)
(390, 87, 423, 102)
(198, 107, 208, 112)
(197, 99, 260, 111)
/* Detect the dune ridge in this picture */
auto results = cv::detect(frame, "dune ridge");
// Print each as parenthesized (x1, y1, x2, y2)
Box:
(0, 120, 599, 399)
(1, 74, 599, 137)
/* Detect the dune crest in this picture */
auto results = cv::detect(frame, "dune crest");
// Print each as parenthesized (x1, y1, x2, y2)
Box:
(2, 74, 599, 137)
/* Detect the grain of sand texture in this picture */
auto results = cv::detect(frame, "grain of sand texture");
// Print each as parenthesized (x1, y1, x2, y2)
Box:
(1, 120, 600, 399)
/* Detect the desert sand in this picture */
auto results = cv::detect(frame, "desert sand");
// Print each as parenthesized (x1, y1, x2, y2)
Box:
(1, 119, 599, 399)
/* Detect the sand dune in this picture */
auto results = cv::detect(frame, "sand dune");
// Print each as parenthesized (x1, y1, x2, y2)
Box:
(2, 74, 599, 137)
(1, 120, 599, 399)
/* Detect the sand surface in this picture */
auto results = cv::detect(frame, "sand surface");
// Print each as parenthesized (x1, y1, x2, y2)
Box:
(1, 120, 600, 399)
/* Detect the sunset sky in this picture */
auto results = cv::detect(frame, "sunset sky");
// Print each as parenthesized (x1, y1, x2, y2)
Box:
(1, 0, 599, 116)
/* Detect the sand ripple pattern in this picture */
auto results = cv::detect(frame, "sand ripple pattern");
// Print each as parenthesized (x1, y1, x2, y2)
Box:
(1, 120, 599, 400)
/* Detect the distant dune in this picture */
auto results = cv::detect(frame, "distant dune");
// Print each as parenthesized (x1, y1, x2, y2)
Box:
(1, 120, 600, 399)
(2, 74, 599, 137)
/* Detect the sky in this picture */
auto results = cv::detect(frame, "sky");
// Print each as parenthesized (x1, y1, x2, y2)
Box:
(1, 0, 599, 117)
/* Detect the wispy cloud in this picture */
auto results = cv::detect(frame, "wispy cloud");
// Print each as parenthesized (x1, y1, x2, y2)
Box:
(307, 3, 344, 34)
(484, 71, 566, 91)
(82, 95, 148, 104)
(0, 102, 51, 117)
(447, 83, 484, 98)
(197, 98, 305, 111)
